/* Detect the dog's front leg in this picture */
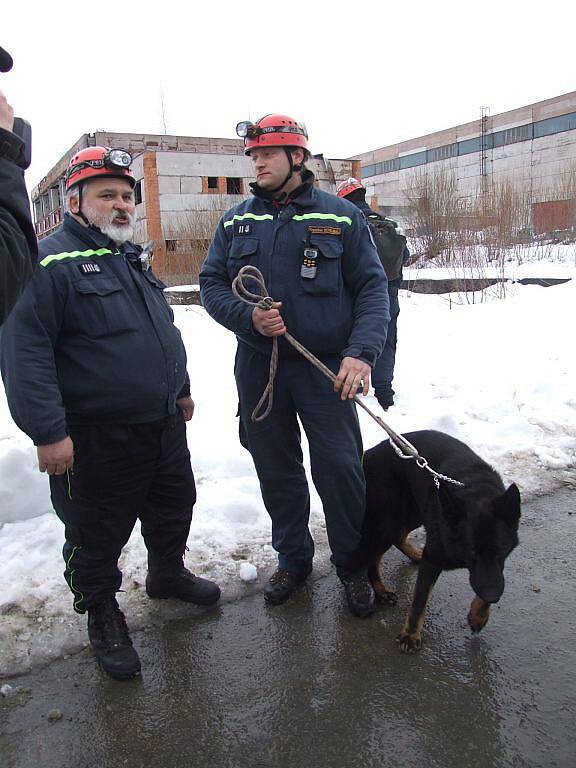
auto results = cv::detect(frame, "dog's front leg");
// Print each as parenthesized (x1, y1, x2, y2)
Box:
(467, 596, 491, 632)
(368, 552, 398, 605)
(396, 560, 442, 654)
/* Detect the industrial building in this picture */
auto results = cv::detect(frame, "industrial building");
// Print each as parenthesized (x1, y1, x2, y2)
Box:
(353, 91, 576, 233)
(31, 132, 358, 283)
(31, 91, 576, 281)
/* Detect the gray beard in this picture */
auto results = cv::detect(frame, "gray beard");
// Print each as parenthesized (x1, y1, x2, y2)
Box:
(80, 202, 135, 245)
(100, 221, 135, 245)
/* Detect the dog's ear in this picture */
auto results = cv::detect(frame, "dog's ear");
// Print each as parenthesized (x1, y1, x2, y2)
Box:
(493, 483, 521, 526)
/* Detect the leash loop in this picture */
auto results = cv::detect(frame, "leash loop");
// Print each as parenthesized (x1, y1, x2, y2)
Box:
(231, 266, 464, 486)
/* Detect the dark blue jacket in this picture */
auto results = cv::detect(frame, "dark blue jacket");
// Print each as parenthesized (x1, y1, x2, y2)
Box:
(200, 179, 389, 366)
(0, 133, 37, 324)
(0, 213, 189, 446)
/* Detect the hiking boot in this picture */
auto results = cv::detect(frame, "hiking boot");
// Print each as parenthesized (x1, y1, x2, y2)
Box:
(264, 568, 311, 605)
(87, 598, 141, 680)
(341, 574, 376, 618)
(146, 567, 221, 606)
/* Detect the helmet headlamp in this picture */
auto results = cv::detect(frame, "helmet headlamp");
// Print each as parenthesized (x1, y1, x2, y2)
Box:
(236, 121, 260, 139)
(106, 149, 132, 169)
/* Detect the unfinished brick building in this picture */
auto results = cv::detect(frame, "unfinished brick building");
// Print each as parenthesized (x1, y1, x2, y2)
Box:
(31, 131, 359, 284)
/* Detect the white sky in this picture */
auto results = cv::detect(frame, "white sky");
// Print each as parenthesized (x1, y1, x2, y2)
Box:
(3, 0, 576, 188)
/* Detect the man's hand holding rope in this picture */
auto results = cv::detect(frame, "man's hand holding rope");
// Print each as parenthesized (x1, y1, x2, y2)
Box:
(252, 301, 286, 337)
(334, 357, 371, 400)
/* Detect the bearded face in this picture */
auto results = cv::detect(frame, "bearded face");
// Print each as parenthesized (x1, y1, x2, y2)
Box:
(72, 177, 136, 245)
(82, 202, 136, 245)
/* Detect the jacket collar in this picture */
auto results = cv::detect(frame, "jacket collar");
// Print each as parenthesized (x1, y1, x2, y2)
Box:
(250, 168, 317, 210)
(61, 212, 139, 253)
(354, 199, 379, 218)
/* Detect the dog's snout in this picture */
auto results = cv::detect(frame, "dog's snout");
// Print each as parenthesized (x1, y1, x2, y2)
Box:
(470, 565, 505, 604)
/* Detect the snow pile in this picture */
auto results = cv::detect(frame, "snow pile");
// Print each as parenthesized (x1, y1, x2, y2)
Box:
(0, 245, 574, 675)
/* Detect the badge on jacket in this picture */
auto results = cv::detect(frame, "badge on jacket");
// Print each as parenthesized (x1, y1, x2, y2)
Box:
(235, 222, 252, 236)
(78, 262, 101, 275)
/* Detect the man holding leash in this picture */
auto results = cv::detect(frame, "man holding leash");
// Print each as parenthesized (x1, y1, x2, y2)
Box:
(200, 114, 389, 617)
(1, 147, 220, 680)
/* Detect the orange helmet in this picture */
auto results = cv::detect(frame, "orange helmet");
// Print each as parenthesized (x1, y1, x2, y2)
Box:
(65, 146, 135, 190)
(236, 114, 308, 155)
(336, 177, 365, 198)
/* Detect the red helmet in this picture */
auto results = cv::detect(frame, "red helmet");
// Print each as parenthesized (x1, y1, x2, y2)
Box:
(236, 114, 308, 155)
(336, 177, 365, 198)
(65, 146, 135, 190)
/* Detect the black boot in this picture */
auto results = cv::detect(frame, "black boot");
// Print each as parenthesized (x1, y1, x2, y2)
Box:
(264, 568, 311, 605)
(146, 567, 221, 606)
(341, 574, 376, 618)
(87, 598, 141, 680)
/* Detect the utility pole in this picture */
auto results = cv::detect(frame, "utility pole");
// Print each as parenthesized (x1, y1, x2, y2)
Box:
(480, 106, 490, 212)
(160, 84, 168, 136)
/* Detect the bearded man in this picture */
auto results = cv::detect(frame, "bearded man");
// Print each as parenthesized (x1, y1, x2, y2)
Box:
(0, 147, 220, 680)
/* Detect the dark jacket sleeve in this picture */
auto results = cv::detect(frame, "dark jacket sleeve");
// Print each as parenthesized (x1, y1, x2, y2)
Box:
(177, 372, 191, 400)
(0, 264, 68, 445)
(0, 136, 37, 325)
(199, 218, 254, 333)
(339, 209, 390, 366)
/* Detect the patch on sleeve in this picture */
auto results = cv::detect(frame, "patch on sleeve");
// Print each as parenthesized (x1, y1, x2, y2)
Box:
(307, 225, 342, 236)
(77, 262, 102, 275)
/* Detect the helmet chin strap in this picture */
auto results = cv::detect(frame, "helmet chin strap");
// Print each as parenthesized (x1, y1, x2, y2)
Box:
(71, 183, 89, 226)
(260, 148, 302, 199)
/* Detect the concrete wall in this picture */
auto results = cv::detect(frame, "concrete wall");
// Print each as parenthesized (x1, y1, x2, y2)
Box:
(354, 92, 576, 225)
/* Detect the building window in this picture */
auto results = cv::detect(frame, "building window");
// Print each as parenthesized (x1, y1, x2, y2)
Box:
(492, 123, 532, 148)
(226, 177, 242, 195)
(207, 177, 218, 189)
(427, 144, 457, 163)
(399, 151, 427, 170)
(458, 137, 482, 156)
(165, 240, 177, 252)
(533, 112, 576, 139)
(134, 179, 143, 205)
(381, 158, 399, 173)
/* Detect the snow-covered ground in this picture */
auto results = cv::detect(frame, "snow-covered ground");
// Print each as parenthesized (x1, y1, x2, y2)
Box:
(1, 244, 575, 676)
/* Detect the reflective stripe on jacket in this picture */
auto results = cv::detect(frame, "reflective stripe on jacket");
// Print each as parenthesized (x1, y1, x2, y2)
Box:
(200, 183, 389, 365)
(0, 214, 189, 445)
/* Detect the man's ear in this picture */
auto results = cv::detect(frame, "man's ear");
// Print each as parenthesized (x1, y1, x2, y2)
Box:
(68, 192, 80, 214)
(291, 148, 305, 168)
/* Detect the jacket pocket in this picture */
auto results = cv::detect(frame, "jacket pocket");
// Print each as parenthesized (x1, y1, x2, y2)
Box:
(70, 277, 139, 337)
(300, 236, 342, 297)
(226, 237, 259, 282)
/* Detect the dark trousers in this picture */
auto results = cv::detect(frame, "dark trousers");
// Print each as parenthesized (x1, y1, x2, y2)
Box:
(50, 416, 195, 613)
(235, 344, 366, 579)
(372, 286, 400, 397)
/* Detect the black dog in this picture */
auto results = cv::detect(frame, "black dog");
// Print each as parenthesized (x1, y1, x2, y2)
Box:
(361, 430, 521, 653)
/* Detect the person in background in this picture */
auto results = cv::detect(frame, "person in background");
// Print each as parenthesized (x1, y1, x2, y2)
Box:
(337, 178, 410, 410)
(200, 115, 389, 618)
(1, 146, 220, 680)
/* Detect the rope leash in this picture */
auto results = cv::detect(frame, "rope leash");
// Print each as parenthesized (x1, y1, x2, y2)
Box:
(231, 265, 464, 488)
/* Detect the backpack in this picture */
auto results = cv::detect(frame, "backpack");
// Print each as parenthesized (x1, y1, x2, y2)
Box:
(366, 214, 407, 282)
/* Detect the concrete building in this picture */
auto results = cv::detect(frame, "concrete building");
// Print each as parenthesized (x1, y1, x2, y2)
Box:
(31, 131, 358, 283)
(352, 91, 576, 233)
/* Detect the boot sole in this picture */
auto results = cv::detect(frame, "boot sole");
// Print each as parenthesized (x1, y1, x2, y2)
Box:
(146, 589, 221, 606)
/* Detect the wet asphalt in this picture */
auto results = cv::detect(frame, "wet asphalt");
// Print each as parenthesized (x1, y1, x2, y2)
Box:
(1, 487, 575, 768)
